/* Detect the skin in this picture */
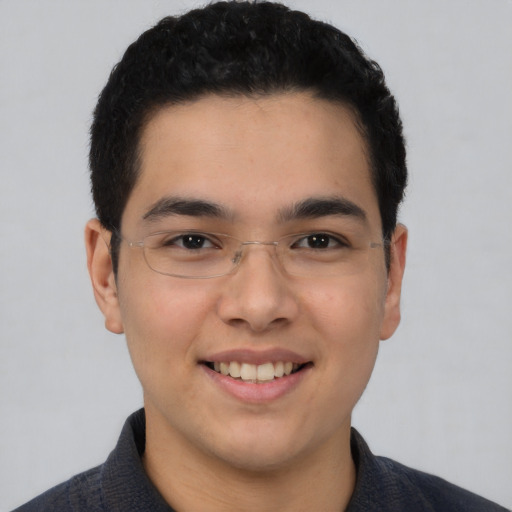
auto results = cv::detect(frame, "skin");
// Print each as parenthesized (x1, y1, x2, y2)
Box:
(86, 92, 407, 511)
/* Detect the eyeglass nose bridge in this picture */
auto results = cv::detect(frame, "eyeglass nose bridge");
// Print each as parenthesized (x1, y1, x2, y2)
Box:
(231, 240, 280, 267)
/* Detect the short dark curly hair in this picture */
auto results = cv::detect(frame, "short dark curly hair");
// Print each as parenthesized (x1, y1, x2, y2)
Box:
(90, 1, 407, 271)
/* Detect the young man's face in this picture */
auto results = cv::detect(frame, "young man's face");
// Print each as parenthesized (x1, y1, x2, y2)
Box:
(88, 92, 406, 472)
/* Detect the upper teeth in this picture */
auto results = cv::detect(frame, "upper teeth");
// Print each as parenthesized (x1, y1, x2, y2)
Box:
(212, 361, 298, 382)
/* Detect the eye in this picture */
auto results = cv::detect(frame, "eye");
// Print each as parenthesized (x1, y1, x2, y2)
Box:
(161, 233, 218, 250)
(292, 233, 348, 250)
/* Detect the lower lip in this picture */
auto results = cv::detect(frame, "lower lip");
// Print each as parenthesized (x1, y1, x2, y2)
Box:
(201, 364, 311, 403)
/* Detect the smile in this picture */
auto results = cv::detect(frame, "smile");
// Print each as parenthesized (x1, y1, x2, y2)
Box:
(205, 361, 307, 383)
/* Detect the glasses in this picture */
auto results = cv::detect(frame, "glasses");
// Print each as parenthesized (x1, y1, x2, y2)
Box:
(120, 230, 385, 279)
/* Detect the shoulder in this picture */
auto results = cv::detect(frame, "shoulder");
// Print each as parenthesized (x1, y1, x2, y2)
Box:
(349, 428, 509, 511)
(12, 410, 173, 512)
(375, 455, 508, 511)
(12, 464, 104, 512)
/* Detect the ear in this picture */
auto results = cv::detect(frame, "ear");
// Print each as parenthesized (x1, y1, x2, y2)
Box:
(85, 219, 124, 334)
(380, 224, 408, 340)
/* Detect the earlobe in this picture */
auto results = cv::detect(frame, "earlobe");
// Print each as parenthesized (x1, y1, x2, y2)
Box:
(380, 224, 408, 340)
(85, 219, 124, 334)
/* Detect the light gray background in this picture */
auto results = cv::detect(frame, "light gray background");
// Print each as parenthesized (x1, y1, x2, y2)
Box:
(1, 0, 511, 509)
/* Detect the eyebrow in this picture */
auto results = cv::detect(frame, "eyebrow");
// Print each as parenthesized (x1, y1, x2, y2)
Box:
(278, 196, 367, 223)
(141, 195, 367, 225)
(142, 197, 232, 222)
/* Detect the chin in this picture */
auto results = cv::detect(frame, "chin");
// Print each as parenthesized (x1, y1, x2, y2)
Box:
(205, 419, 322, 474)
(213, 443, 301, 474)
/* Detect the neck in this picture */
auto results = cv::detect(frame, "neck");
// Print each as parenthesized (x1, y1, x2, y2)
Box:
(142, 408, 356, 512)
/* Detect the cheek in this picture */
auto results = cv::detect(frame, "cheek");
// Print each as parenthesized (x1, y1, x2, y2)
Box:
(303, 275, 387, 339)
(291, 278, 385, 439)
(302, 276, 386, 392)
(116, 271, 215, 376)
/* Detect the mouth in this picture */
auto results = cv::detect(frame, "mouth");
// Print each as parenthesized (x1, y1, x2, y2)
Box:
(203, 360, 311, 383)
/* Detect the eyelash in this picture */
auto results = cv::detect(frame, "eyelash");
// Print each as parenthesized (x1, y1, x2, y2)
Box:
(159, 232, 350, 250)
(291, 233, 349, 250)
(162, 233, 219, 249)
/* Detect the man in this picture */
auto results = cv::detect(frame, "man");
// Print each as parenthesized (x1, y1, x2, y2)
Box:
(14, 1, 508, 511)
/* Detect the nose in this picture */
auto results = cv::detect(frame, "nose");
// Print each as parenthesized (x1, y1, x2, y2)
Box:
(216, 243, 300, 333)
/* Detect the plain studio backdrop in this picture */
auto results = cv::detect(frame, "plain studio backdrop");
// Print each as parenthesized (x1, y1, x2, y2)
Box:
(1, 0, 511, 510)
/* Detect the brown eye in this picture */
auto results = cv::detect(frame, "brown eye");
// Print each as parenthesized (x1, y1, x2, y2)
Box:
(293, 233, 347, 250)
(306, 234, 330, 249)
(161, 233, 216, 250)
(181, 234, 209, 249)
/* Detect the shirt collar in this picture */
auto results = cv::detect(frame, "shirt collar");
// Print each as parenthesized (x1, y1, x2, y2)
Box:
(100, 409, 385, 511)
(99, 409, 175, 512)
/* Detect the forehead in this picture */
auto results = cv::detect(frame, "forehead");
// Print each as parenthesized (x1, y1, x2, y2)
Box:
(124, 93, 379, 232)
